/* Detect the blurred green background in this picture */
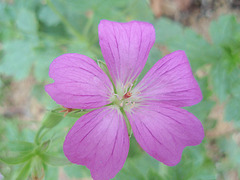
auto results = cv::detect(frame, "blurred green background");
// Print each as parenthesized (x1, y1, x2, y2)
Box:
(0, 0, 240, 179)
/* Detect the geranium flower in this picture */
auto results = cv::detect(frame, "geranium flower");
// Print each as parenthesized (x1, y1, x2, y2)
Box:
(45, 20, 204, 180)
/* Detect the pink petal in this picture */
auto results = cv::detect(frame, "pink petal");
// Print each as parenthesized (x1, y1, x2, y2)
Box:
(134, 50, 202, 107)
(45, 53, 113, 109)
(63, 106, 129, 180)
(127, 103, 204, 166)
(98, 20, 155, 86)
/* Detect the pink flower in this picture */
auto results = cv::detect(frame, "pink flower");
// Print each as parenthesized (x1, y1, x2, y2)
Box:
(45, 20, 204, 180)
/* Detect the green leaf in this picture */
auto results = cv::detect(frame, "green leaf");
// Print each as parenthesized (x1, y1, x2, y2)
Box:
(154, 18, 182, 44)
(147, 169, 164, 180)
(210, 15, 240, 46)
(39, 140, 51, 152)
(114, 153, 159, 180)
(64, 164, 91, 178)
(16, 8, 38, 34)
(225, 97, 240, 124)
(218, 137, 240, 167)
(42, 111, 64, 129)
(126, 0, 154, 21)
(44, 166, 59, 180)
(41, 153, 71, 166)
(127, 137, 144, 158)
(38, 6, 60, 26)
(0, 40, 36, 80)
(0, 153, 33, 165)
(185, 100, 214, 123)
(154, 18, 217, 70)
(160, 144, 216, 180)
(16, 160, 32, 180)
(198, 77, 213, 100)
(66, 40, 96, 57)
(14, 0, 41, 9)
(34, 49, 59, 82)
(8, 141, 35, 152)
(229, 69, 240, 98)
(211, 62, 229, 101)
(185, 77, 215, 125)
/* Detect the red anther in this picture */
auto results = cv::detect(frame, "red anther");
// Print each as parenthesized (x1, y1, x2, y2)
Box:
(123, 92, 132, 99)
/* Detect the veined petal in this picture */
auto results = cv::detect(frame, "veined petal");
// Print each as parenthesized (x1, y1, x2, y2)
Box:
(127, 103, 204, 166)
(45, 53, 113, 109)
(133, 50, 202, 107)
(63, 106, 129, 180)
(98, 20, 155, 86)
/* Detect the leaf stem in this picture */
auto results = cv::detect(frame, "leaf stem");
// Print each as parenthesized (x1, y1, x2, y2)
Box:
(46, 0, 102, 57)
(46, 0, 84, 41)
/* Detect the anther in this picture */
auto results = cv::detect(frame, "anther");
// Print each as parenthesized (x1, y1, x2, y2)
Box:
(123, 92, 132, 99)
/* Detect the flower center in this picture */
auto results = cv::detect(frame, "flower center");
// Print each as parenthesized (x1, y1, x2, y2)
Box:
(110, 82, 140, 111)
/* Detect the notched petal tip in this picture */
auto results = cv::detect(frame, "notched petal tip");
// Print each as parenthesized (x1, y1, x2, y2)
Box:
(98, 20, 155, 86)
(44, 83, 57, 100)
(136, 50, 203, 107)
(127, 103, 204, 166)
(45, 53, 113, 109)
(63, 107, 130, 180)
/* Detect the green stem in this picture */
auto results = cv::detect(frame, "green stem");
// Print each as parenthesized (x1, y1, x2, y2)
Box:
(83, 15, 93, 36)
(34, 127, 44, 145)
(97, 60, 117, 93)
(46, 0, 84, 41)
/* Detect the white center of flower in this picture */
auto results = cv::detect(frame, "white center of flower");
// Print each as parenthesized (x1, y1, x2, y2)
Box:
(110, 82, 140, 111)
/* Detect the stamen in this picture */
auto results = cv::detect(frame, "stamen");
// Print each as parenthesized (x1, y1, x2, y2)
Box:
(135, 91, 141, 95)
(131, 102, 135, 109)
(125, 101, 131, 105)
(114, 94, 122, 100)
(124, 82, 130, 89)
(128, 83, 133, 91)
(123, 82, 133, 94)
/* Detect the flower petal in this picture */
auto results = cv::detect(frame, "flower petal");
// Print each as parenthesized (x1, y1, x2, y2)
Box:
(98, 20, 155, 86)
(63, 106, 129, 180)
(127, 103, 204, 166)
(134, 50, 202, 107)
(45, 53, 113, 109)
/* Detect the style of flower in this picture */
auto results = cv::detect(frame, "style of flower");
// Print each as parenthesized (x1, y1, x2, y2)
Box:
(45, 20, 204, 180)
